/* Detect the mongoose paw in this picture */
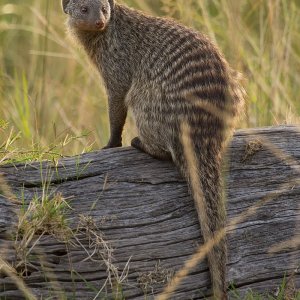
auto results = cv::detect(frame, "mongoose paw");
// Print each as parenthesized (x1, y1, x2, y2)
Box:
(102, 141, 122, 149)
(131, 137, 143, 150)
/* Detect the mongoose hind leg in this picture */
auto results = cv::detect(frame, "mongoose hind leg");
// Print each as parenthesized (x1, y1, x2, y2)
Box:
(131, 137, 172, 160)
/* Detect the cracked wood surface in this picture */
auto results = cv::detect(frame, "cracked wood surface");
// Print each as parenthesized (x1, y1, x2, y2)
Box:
(0, 125, 299, 299)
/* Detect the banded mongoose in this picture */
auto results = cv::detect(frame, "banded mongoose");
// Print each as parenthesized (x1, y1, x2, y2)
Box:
(62, 0, 245, 298)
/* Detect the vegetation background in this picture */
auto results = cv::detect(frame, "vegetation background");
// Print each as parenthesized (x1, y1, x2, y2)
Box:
(0, 1, 299, 299)
(0, 0, 299, 161)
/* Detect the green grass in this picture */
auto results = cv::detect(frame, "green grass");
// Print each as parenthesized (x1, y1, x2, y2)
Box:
(229, 275, 300, 299)
(0, 0, 299, 163)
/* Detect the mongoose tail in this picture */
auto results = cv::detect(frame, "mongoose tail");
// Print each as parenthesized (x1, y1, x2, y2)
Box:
(176, 71, 244, 299)
(174, 121, 228, 300)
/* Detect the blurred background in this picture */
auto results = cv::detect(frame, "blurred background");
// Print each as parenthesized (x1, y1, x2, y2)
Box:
(0, 0, 299, 161)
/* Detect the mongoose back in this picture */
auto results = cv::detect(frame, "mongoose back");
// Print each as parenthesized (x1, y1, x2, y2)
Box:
(62, 0, 245, 298)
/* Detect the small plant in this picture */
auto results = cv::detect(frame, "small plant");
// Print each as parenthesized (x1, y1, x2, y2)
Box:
(229, 273, 300, 300)
(0, 173, 19, 203)
(241, 139, 263, 163)
(15, 189, 72, 277)
(137, 261, 174, 296)
(74, 214, 131, 299)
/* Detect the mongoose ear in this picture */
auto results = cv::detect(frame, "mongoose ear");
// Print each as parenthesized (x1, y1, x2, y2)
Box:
(108, 0, 115, 11)
(61, 0, 70, 14)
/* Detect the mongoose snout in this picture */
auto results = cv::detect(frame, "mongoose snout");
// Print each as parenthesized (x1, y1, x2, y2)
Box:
(95, 20, 105, 29)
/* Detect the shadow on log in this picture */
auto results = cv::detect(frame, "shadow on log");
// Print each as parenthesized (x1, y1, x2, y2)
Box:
(0, 126, 299, 299)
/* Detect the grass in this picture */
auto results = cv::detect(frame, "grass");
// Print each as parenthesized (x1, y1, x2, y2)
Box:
(137, 261, 174, 296)
(16, 192, 72, 261)
(231, 274, 300, 300)
(0, 0, 299, 164)
(1, 177, 131, 300)
(0, 0, 299, 299)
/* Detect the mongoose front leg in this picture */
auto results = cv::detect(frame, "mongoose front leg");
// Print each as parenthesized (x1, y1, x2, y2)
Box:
(131, 137, 172, 160)
(103, 96, 127, 149)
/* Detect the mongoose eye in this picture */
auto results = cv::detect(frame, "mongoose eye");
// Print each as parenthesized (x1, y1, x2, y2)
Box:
(81, 6, 88, 13)
(102, 7, 107, 14)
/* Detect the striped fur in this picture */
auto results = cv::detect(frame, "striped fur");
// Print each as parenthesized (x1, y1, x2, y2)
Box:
(64, 1, 245, 298)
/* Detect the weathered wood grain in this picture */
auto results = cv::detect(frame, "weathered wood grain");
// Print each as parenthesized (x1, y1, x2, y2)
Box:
(0, 126, 299, 299)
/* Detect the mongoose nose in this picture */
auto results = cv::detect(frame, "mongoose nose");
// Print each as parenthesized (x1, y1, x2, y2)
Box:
(95, 20, 104, 28)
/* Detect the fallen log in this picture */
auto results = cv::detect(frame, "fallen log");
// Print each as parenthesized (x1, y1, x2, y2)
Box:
(0, 125, 299, 299)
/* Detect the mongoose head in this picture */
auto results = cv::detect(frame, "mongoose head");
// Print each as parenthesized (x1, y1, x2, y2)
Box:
(62, 0, 115, 32)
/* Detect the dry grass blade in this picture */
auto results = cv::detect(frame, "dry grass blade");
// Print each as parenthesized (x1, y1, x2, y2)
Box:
(157, 122, 300, 300)
(92, 277, 109, 300)
(0, 257, 37, 300)
(75, 215, 131, 293)
(0, 135, 21, 204)
(137, 261, 174, 295)
(157, 177, 300, 300)
(269, 200, 300, 255)
(0, 173, 20, 203)
(34, 247, 67, 300)
(185, 94, 232, 126)
(157, 121, 225, 300)
(259, 136, 300, 173)
(180, 122, 208, 226)
(15, 191, 73, 277)
(269, 236, 300, 254)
